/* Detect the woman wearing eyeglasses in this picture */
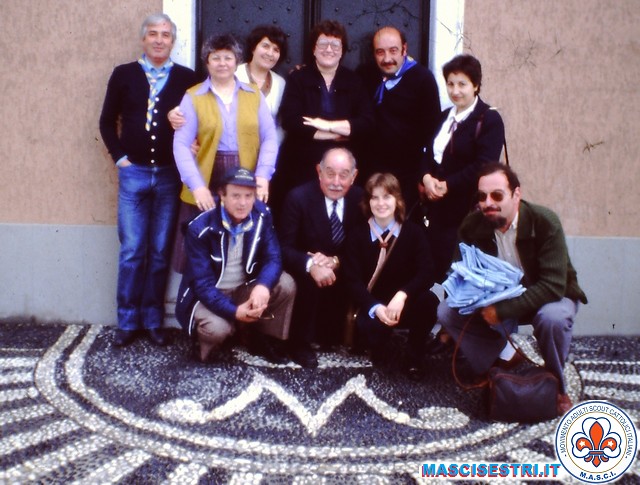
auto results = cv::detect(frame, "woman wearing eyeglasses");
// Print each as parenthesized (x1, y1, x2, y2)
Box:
(271, 19, 374, 216)
(421, 54, 506, 282)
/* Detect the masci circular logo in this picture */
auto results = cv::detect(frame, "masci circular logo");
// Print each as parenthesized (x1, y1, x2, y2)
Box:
(555, 400, 637, 483)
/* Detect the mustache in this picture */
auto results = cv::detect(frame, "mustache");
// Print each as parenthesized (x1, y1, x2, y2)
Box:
(483, 206, 501, 213)
(381, 61, 397, 67)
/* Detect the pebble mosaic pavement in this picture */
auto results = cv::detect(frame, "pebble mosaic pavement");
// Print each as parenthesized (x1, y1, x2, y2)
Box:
(0, 321, 638, 484)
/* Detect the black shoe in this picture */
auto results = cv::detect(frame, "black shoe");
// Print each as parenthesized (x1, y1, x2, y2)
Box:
(248, 336, 289, 365)
(404, 365, 426, 381)
(493, 351, 525, 370)
(289, 343, 318, 368)
(147, 328, 169, 346)
(114, 329, 137, 347)
(403, 358, 426, 381)
(424, 333, 453, 355)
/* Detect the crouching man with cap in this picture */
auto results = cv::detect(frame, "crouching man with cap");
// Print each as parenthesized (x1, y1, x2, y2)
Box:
(176, 167, 295, 363)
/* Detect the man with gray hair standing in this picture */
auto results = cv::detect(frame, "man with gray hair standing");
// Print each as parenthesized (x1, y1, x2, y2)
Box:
(100, 13, 196, 347)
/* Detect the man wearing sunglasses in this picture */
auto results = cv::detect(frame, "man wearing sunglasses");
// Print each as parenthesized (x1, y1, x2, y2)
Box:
(437, 162, 587, 416)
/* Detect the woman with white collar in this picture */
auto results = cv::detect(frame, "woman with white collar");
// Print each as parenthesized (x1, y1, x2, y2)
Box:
(344, 173, 438, 379)
(235, 25, 288, 143)
(421, 54, 506, 281)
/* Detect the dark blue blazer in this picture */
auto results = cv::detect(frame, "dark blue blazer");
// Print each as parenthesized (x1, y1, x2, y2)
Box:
(176, 201, 282, 334)
(279, 181, 365, 278)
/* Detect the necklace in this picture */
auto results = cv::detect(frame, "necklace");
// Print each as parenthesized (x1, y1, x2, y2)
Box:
(246, 64, 272, 96)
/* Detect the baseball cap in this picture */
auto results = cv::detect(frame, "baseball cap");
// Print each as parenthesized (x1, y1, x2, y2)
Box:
(223, 167, 257, 188)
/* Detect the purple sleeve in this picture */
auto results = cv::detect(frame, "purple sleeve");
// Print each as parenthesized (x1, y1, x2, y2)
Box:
(255, 94, 278, 180)
(173, 93, 205, 190)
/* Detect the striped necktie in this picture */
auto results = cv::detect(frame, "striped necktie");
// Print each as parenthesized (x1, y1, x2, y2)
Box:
(138, 58, 172, 132)
(330, 200, 345, 245)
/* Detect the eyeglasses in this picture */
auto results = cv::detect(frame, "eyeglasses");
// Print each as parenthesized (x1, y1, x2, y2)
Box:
(476, 190, 509, 202)
(316, 40, 342, 50)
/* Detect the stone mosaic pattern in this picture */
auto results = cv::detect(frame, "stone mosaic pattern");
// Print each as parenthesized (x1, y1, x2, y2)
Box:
(0, 321, 638, 484)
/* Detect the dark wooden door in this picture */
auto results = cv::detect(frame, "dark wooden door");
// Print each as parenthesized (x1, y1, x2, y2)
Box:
(197, 0, 431, 75)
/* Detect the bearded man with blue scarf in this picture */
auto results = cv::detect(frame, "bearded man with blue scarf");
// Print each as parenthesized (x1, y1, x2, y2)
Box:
(359, 26, 441, 209)
(176, 168, 295, 364)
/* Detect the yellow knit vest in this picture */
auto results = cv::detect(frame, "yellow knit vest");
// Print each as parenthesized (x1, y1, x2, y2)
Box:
(179, 83, 261, 204)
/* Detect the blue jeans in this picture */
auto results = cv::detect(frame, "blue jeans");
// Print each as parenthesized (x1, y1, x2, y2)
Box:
(117, 164, 181, 330)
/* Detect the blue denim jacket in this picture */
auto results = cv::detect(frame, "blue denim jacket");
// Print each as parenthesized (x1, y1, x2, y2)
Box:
(176, 200, 282, 335)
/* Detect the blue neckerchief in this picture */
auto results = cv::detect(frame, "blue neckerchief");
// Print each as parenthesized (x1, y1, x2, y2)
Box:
(220, 204, 254, 244)
(138, 55, 174, 131)
(138, 55, 173, 94)
(374, 56, 417, 104)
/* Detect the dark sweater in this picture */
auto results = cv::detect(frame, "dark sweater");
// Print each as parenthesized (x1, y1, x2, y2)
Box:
(456, 200, 588, 322)
(99, 61, 196, 166)
(360, 63, 441, 203)
(276, 64, 374, 191)
(344, 220, 435, 313)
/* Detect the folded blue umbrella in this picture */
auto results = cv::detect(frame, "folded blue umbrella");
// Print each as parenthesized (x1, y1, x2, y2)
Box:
(442, 243, 526, 314)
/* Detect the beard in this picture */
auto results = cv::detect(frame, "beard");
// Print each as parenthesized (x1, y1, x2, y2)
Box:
(483, 209, 507, 230)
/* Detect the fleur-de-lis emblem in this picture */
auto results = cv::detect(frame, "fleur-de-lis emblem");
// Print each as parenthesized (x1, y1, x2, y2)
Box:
(571, 418, 622, 467)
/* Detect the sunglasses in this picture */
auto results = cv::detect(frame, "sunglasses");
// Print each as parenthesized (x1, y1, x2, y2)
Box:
(259, 312, 275, 321)
(476, 190, 509, 202)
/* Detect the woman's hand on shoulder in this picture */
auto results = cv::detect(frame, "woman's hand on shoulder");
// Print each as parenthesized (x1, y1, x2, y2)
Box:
(193, 186, 215, 212)
(256, 177, 269, 203)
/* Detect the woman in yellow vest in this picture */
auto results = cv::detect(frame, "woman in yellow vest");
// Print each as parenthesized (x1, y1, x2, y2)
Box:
(172, 33, 278, 270)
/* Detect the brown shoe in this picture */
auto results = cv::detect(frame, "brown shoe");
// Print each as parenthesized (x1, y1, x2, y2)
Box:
(557, 393, 573, 416)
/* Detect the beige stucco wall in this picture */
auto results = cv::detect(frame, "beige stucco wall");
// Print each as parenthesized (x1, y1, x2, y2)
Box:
(0, 0, 161, 226)
(463, 0, 640, 237)
(0, 0, 637, 235)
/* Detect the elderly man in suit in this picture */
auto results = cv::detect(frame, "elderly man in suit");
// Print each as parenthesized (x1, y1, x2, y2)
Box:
(279, 147, 364, 367)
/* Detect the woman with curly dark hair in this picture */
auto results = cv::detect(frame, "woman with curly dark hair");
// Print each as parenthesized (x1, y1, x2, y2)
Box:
(271, 20, 373, 215)
(236, 25, 288, 142)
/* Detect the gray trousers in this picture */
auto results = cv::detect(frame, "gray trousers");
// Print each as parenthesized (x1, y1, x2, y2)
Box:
(438, 297, 578, 392)
(194, 272, 296, 353)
